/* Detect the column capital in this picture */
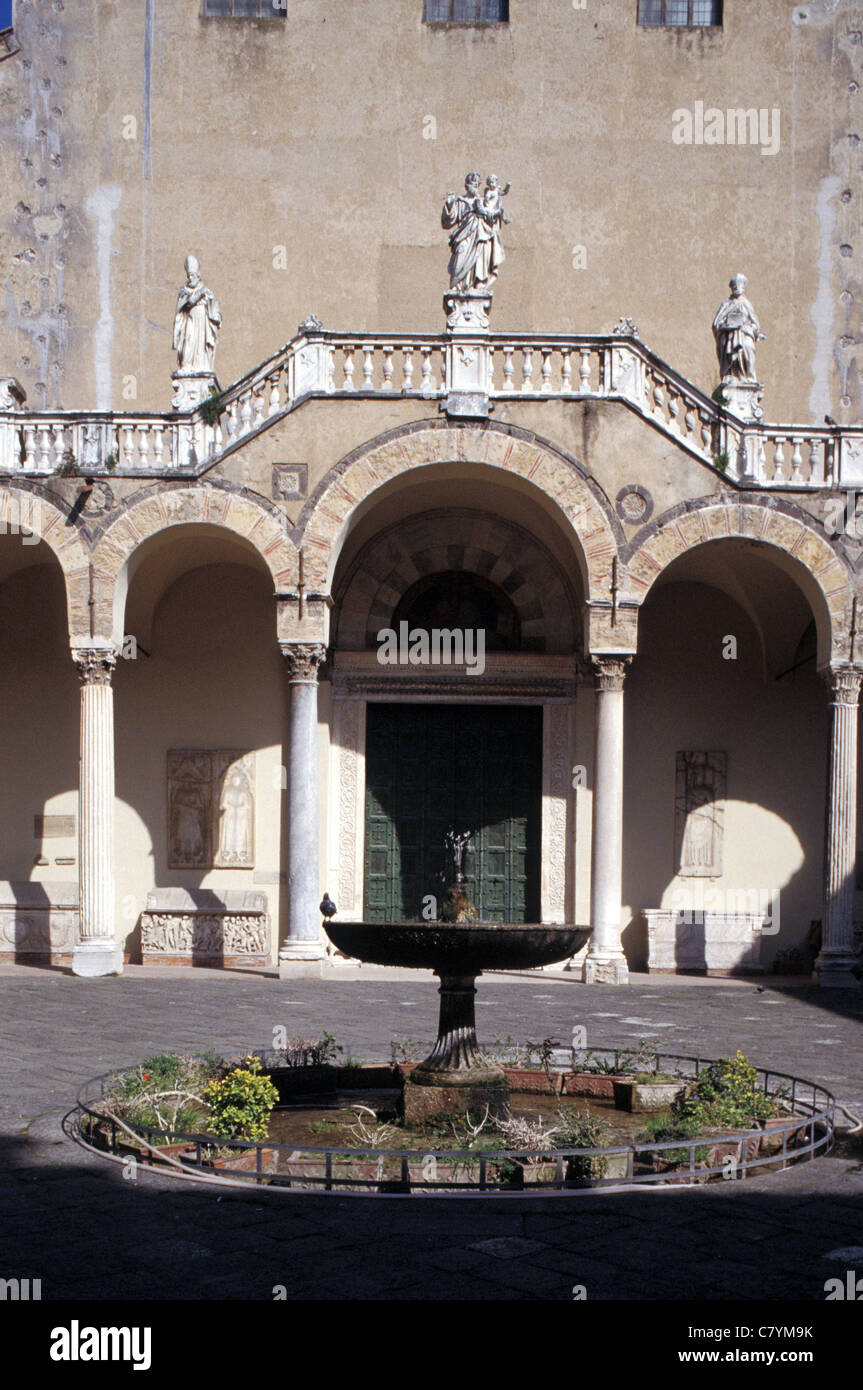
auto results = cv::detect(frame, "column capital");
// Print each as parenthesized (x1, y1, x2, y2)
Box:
(591, 655, 632, 692)
(72, 647, 116, 687)
(280, 642, 327, 682)
(823, 664, 863, 707)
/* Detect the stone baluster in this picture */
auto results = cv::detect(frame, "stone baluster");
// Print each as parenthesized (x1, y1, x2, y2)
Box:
(700, 414, 712, 453)
(772, 436, 785, 482)
(278, 642, 328, 977)
(816, 665, 863, 987)
(808, 437, 821, 485)
(253, 382, 265, 428)
(268, 371, 281, 416)
(402, 346, 414, 391)
(121, 423, 135, 467)
(579, 348, 591, 390)
(684, 404, 696, 440)
(137, 425, 149, 470)
(362, 345, 375, 389)
(22, 423, 36, 469)
(152, 423, 165, 468)
(52, 423, 66, 469)
(38, 423, 52, 471)
(540, 348, 553, 393)
(72, 646, 122, 976)
(502, 346, 515, 391)
(382, 345, 394, 389)
(561, 347, 572, 392)
(584, 656, 632, 986)
(420, 346, 434, 394)
(343, 346, 356, 391)
(521, 347, 534, 392)
(224, 400, 238, 441)
(239, 391, 253, 435)
(790, 436, 803, 483)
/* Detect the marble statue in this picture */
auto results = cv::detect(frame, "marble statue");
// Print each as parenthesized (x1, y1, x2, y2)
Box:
(442, 172, 510, 293)
(712, 275, 764, 382)
(217, 768, 254, 866)
(173, 255, 221, 373)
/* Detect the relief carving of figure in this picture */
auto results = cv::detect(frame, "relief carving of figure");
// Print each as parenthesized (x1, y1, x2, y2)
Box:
(171, 782, 208, 865)
(681, 787, 715, 869)
(217, 769, 253, 865)
(173, 255, 221, 373)
(712, 274, 764, 382)
(442, 172, 510, 293)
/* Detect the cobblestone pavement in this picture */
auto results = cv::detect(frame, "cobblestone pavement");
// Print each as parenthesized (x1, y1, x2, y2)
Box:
(2, 965, 863, 1303)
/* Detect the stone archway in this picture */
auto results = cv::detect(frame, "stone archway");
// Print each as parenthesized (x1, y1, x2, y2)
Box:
(92, 482, 298, 643)
(0, 484, 91, 644)
(298, 419, 620, 606)
(625, 500, 852, 666)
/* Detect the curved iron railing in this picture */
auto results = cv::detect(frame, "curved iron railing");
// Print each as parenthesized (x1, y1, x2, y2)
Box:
(72, 1048, 835, 1196)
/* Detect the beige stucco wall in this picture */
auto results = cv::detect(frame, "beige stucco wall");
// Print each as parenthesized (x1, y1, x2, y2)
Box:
(0, 0, 860, 423)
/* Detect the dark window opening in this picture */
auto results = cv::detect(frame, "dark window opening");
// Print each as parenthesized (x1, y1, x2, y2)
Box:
(638, 0, 721, 26)
(424, 0, 509, 25)
(392, 570, 521, 652)
(202, 0, 285, 18)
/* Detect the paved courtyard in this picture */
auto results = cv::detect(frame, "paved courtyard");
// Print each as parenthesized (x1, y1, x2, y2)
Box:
(2, 964, 863, 1304)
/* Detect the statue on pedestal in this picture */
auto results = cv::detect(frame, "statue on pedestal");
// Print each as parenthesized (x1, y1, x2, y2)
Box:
(442, 172, 510, 294)
(712, 275, 764, 383)
(173, 255, 221, 374)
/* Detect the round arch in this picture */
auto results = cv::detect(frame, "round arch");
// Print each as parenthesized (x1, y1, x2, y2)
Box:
(625, 500, 853, 667)
(92, 483, 298, 645)
(0, 483, 91, 644)
(297, 419, 620, 604)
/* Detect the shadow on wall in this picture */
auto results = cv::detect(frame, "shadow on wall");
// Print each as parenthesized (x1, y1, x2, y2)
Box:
(621, 578, 828, 977)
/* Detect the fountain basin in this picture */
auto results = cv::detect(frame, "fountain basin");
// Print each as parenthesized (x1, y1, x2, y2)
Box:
(324, 922, 588, 973)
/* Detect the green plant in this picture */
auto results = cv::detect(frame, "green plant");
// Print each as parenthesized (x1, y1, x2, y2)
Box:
(555, 1105, 616, 1180)
(54, 451, 79, 477)
(346, 1104, 398, 1148)
(204, 1054, 278, 1141)
(713, 450, 729, 474)
(671, 1050, 776, 1132)
(198, 386, 223, 425)
(525, 1036, 559, 1078)
(101, 1053, 219, 1136)
(389, 1037, 430, 1065)
(276, 1033, 343, 1068)
(103, 451, 117, 471)
(711, 385, 728, 406)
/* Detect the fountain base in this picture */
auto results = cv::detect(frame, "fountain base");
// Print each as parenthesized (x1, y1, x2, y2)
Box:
(402, 1077, 509, 1125)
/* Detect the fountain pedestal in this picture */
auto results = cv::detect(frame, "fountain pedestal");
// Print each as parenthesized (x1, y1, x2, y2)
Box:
(403, 971, 509, 1122)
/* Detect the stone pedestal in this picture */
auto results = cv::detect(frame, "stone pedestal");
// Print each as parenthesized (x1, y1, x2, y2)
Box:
(584, 658, 631, 985)
(171, 370, 219, 412)
(72, 646, 123, 977)
(720, 379, 763, 422)
(816, 665, 863, 988)
(279, 643, 327, 977)
(444, 291, 492, 333)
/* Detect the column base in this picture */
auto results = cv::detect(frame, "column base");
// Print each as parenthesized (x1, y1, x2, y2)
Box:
(72, 942, 124, 978)
(278, 940, 326, 980)
(812, 949, 861, 989)
(583, 953, 629, 986)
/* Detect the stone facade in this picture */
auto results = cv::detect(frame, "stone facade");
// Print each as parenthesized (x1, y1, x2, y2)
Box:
(1, 3, 862, 985)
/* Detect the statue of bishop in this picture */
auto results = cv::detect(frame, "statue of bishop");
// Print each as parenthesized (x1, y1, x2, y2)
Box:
(173, 255, 221, 374)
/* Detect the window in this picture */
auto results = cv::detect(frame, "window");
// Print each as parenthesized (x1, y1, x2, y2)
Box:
(638, 0, 721, 25)
(202, 0, 285, 17)
(424, 0, 509, 24)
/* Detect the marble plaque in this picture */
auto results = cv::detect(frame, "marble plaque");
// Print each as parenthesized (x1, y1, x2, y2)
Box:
(168, 749, 254, 870)
(674, 751, 726, 878)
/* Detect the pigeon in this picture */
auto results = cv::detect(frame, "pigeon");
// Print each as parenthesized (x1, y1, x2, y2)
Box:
(320, 893, 337, 919)
(825, 414, 838, 426)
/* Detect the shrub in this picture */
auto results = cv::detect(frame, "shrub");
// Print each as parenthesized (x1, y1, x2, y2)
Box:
(671, 1050, 776, 1131)
(101, 1053, 218, 1135)
(204, 1055, 278, 1141)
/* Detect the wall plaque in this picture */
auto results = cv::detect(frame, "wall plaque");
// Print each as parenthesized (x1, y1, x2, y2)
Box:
(674, 751, 727, 878)
(168, 750, 255, 870)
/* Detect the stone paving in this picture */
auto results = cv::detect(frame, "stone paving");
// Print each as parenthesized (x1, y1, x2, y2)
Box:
(2, 964, 863, 1302)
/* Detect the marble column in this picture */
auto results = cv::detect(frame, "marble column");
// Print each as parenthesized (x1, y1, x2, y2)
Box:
(816, 664, 863, 988)
(72, 646, 123, 977)
(584, 657, 631, 985)
(279, 642, 327, 978)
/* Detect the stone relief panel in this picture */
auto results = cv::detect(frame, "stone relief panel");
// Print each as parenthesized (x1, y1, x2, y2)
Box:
(168, 750, 255, 870)
(541, 703, 574, 924)
(674, 751, 727, 879)
(329, 700, 366, 918)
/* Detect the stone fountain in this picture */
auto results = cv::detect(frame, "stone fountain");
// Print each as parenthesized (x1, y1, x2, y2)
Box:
(324, 830, 588, 1121)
